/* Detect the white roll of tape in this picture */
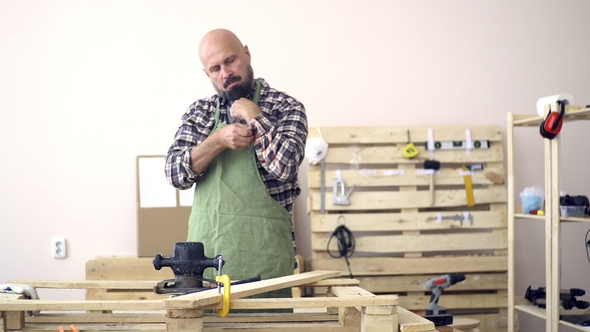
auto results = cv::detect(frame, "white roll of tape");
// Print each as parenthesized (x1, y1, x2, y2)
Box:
(536, 93, 574, 117)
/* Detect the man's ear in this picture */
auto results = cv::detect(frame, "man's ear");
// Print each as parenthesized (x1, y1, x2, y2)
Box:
(202, 68, 210, 78)
(243, 45, 251, 60)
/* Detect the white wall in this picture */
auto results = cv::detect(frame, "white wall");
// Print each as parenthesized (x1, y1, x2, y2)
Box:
(1, 1, 590, 330)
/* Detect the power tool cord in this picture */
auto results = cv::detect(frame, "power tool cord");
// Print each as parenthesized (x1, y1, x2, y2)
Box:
(327, 225, 355, 279)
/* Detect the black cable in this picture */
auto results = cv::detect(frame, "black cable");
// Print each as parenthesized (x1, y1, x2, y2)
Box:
(585, 229, 590, 263)
(327, 225, 355, 279)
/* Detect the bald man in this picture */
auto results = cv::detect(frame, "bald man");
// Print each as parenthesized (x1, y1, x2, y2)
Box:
(165, 29, 307, 299)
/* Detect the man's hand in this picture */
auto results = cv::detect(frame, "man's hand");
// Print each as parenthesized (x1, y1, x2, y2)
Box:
(189, 123, 253, 174)
(230, 98, 262, 122)
(217, 123, 253, 150)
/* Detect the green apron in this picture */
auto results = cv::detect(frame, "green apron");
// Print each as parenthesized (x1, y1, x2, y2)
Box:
(187, 81, 294, 300)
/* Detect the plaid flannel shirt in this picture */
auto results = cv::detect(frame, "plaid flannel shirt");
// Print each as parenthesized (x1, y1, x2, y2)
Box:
(165, 79, 307, 258)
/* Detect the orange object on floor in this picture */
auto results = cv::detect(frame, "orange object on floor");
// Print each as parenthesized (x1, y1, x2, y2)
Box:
(58, 327, 65, 332)
(70, 325, 80, 332)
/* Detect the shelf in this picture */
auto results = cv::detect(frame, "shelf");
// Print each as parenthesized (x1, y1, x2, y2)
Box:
(513, 107, 590, 127)
(514, 213, 590, 223)
(514, 213, 545, 220)
(508, 106, 590, 332)
(515, 304, 590, 331)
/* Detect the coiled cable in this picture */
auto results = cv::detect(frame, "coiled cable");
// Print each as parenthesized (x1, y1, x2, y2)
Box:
(327, 224, 355, 279)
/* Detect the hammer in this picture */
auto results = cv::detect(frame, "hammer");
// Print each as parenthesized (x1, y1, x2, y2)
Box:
(424, 160, 440, 206)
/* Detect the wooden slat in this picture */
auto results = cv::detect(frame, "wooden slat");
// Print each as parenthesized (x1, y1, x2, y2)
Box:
(200, 296, 399, 310)
(6, 280, 161, 290)
(313, 232, 507, 253)
(356, 273, 507, 293)
(308, 166, 505, 188)
(311, 255, 507, 276)
(163, 271, 340, 309)
(398, 292, 508, 310)
(309, 187, 507, 211)
(310, 210, 506, 232)
(321, 143, 503, 164)
(86, 257, 172, 280)
(26, 312, 338, 324)
(0, 299, 164, 311)
(308, 126, 503, 144)
(397, 306, 435, 332)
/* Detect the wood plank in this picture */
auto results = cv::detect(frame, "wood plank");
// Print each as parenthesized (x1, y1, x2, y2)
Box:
(397, 306, 435, 332)
(313, 231, 507, 253)
(16, 324, 166, 331)
(199, 296, 399, 310)
(311, 210, 506, 232)
(398, 292, 507, 310)
(6, 280, 162, 290)
(0, 299, 164, 311)
(201, 322, 359, 332)
(308, 166, 505, 188)
(311, 255, 508, 275)
(86, 257, 173, 280)
(163, 271, 340, 309)
(356, 273, 507, 293)
(321, 143, 503, 164)
(308, 126, 503, 144)
(309, 187, 507, 211)
(328, 287, 397, 332)
(26, 312, 338, 324)
(85, 289, 166, 301)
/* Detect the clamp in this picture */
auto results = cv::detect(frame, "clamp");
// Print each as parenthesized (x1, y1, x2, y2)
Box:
(215, 274, 231, 317)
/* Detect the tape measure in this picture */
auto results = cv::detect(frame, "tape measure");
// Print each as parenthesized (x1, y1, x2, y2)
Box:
(426, 140, 490, 150)
(402, 130, 420, 159)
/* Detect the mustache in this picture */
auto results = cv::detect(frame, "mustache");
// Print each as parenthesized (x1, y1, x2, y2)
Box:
(223, 75, 242, 89)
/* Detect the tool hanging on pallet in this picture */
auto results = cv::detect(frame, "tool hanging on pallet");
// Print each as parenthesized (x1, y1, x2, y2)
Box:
(426, 140, 490, 151)
(461, 164, 483, 206)
(305, 134, 329, 213)
(423, 160, 441, 206)
(402, 129, 420, 159)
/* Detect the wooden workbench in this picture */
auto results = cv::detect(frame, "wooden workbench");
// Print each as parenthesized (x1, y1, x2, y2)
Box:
(0, 271, 437, 332)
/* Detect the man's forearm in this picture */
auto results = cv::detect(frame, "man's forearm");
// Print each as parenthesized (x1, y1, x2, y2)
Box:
(190, 131, 227, 174)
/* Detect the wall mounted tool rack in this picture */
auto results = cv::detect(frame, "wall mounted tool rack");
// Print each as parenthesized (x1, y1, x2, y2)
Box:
(307, 125, 511, 332)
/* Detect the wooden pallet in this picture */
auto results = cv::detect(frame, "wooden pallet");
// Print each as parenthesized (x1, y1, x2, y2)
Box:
(84, 255, 306, 300)
(307, 125, 512, 332)
(0, 271, 436, 332)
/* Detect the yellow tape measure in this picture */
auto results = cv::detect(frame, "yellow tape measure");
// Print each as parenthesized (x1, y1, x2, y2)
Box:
(462, 165, 475, 206)
(402, 130, 419, 159)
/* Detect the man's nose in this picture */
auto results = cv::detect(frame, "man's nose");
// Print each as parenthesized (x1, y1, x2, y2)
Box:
(220, 65, 232, 80)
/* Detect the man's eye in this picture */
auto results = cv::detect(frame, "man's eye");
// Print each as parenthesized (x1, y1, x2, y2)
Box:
(210, 66, 219, 72)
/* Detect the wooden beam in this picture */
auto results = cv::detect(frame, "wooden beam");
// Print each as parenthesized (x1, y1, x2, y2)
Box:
(313, 232, 507, 253)
(308, 166, 505, 188)
(308, 126, 503, 144)
(311, 210, 506, 232)
(163, 271, 340, 309)
(309, 188, 507, 211)
(312, 255, 507, 275)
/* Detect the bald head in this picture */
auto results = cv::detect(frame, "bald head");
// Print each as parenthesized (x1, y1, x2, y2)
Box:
(198, 29, 254, 101)
(199, 29, 244, 65)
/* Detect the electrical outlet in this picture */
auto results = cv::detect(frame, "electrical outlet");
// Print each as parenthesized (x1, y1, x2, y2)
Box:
(52, 238, 67, 259)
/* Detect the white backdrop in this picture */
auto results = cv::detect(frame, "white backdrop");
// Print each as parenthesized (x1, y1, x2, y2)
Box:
(1, 1, 590, 330)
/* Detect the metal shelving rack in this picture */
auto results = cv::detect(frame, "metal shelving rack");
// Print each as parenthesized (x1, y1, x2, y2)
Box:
(507, 105, 590, 332)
